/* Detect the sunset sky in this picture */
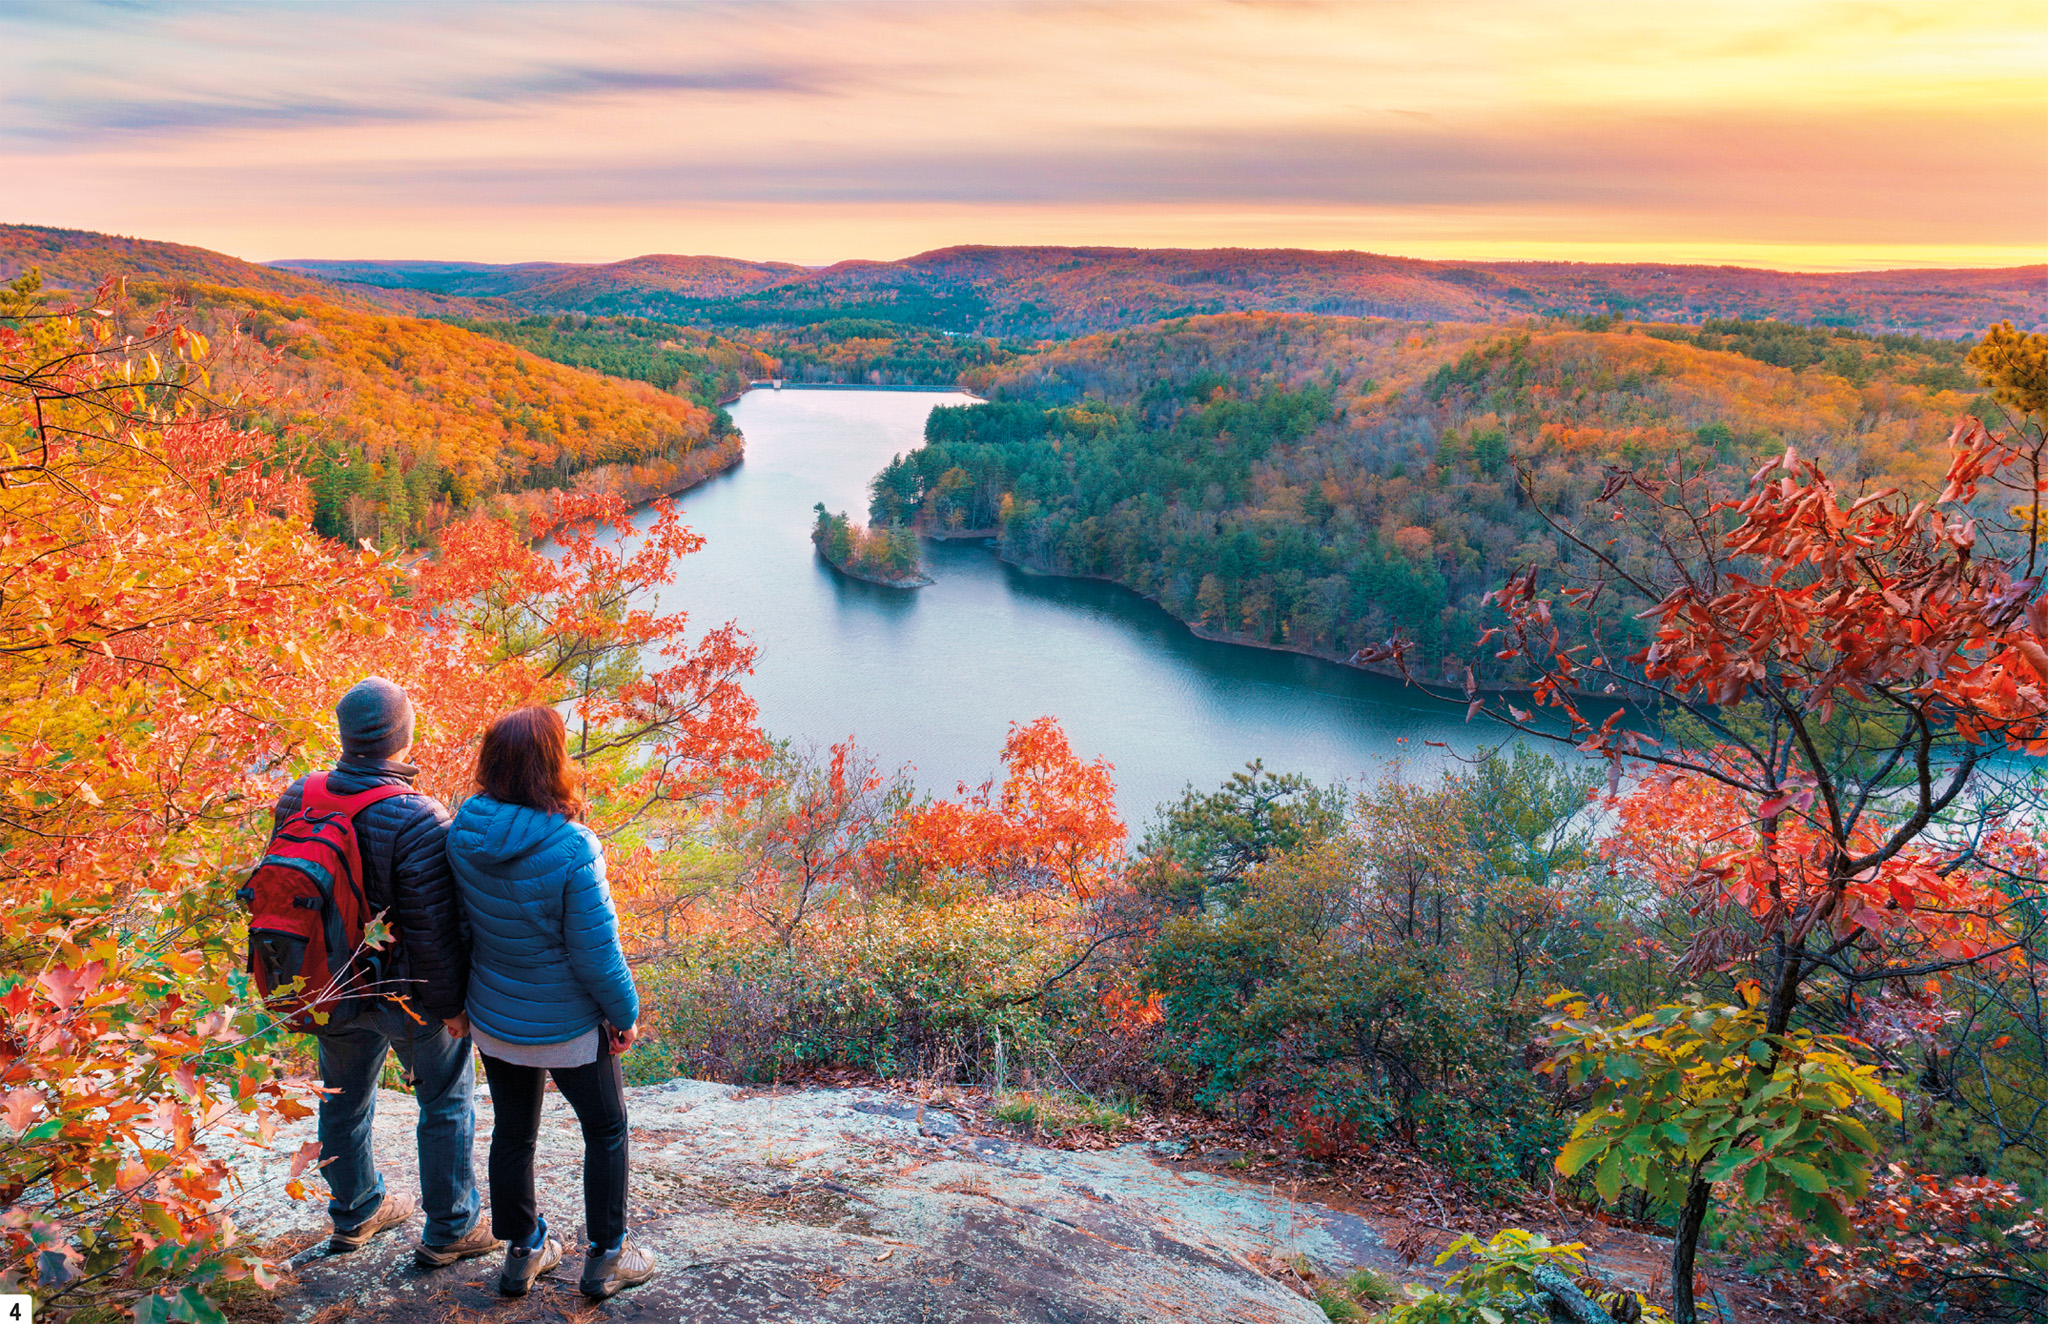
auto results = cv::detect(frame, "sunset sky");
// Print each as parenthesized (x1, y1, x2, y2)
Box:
(4, 0, 2043, 271)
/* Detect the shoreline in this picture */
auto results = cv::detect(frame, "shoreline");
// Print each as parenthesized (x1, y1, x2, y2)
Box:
(814, 548, 933, 589)
(914, 518, 1443, 685)
(978, 538, 1562, 700)
(512, 436, 748, 545)
(720, 381, 985, 406)
(747, 380, 985, 399)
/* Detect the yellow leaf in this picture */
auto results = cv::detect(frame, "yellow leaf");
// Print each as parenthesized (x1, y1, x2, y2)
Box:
(1839, 1068, 1903, 1121)
(1557, 1134, 1607, 1176)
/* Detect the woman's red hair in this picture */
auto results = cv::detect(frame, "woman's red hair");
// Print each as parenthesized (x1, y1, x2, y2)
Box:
(475, 706, 586, 820)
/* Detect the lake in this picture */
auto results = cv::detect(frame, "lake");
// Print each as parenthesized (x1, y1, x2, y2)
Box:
(631, 387, 1510, 825)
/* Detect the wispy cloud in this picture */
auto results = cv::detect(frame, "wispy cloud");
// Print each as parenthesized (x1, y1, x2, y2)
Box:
(14, 63, 833, 143)
(53, 97, 430, 138)
(489, 64, 837, 101)
(10, 54, 838, 143)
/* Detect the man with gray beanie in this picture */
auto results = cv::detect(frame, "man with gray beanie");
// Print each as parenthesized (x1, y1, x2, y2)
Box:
(270, 677, 499, 1268)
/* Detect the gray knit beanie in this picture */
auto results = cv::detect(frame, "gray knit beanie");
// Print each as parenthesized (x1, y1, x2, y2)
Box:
(335, 677, 415, 761)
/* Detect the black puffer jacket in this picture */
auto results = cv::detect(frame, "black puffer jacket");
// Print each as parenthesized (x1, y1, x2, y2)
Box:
(271, 757, 466, 1021)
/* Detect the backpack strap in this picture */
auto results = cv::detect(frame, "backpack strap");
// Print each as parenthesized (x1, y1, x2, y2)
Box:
(303, 771, 424, 818)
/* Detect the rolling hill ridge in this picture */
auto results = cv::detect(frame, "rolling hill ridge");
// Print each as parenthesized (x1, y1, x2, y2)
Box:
(2, 224, 513, 318)
(276, 243, 2048, 339)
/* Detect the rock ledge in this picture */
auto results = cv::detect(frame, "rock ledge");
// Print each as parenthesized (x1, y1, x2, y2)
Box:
(231, 1078, 1412, 1322)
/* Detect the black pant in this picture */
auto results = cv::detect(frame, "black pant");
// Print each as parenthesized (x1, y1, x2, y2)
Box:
(481, 1048, 629, 1251)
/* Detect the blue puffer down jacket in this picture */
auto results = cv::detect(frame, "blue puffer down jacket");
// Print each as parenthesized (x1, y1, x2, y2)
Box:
(448, 794, 640, 1045)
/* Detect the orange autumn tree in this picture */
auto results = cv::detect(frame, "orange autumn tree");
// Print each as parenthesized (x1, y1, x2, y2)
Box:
(879, 717, 1132, 1009)
(1350, 773, 1484, 947)
(727, 717, 1125, 944)
(1370, 324, 2048, 1324)
(888, 716, 1124, 901)
(735, 738, 897, 949)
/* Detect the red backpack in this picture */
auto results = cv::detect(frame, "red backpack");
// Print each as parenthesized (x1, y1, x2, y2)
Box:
(241, 773, 416, 1031)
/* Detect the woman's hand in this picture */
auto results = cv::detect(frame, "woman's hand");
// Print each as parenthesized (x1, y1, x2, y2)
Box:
(445, 1011, 471, 1039)
(609, 1022, 639, 1053)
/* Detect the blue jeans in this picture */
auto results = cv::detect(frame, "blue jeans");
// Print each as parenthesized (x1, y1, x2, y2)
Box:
(315, 1001, 480, 1246)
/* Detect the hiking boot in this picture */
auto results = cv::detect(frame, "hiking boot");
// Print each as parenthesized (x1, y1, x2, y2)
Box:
(328, 1190, 418, 1254)
(580, 1239, 656, 1299)
(415, 1218, 503, 1269)
(499, 1229, 564, 1297)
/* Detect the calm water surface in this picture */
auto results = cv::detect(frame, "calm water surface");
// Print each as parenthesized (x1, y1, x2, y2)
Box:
(635, 388, 1500, 823)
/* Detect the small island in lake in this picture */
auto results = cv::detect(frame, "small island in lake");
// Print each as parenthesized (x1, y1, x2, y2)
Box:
(812, 503, 932, 587)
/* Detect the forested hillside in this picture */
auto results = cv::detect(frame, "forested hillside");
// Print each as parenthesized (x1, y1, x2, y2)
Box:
(748, 317, 1014, 385)
(121, 280, 737, 545)
(869, 313, 1989, 684)
(441, 314, 778, 407)
(279, 243, 2048, 338)
(447, 313, 1012, 398)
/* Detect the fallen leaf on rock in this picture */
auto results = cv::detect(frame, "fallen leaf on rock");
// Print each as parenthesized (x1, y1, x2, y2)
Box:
(1394, 1226, 1436, 1265)
(796, 1269, 845, 1297)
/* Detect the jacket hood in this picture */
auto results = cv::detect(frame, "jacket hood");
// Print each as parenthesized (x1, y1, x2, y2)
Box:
(455, 795, 573, 866)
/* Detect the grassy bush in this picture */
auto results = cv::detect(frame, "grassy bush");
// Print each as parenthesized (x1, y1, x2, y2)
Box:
(990, 1089, 1138, 1134)
(640, 894, 1088, 1084)
(1317, 1267, 1398, 1320)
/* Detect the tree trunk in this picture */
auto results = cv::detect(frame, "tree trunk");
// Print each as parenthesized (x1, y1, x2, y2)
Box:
(1529, 1265, 1615, 1324)
(1765, 936, 1803, 1036)
(1669, 1172, 1713, 1324)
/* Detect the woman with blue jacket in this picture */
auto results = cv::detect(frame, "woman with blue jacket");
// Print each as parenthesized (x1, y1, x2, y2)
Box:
(449, 705, 654, 1300)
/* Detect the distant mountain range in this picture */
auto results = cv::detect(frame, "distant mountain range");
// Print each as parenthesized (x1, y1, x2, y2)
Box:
(272, 254, 812, 305)
(0, 225, 513, 317)
(6, 222, 2044, 343)
(272, 244, 2048, 339)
